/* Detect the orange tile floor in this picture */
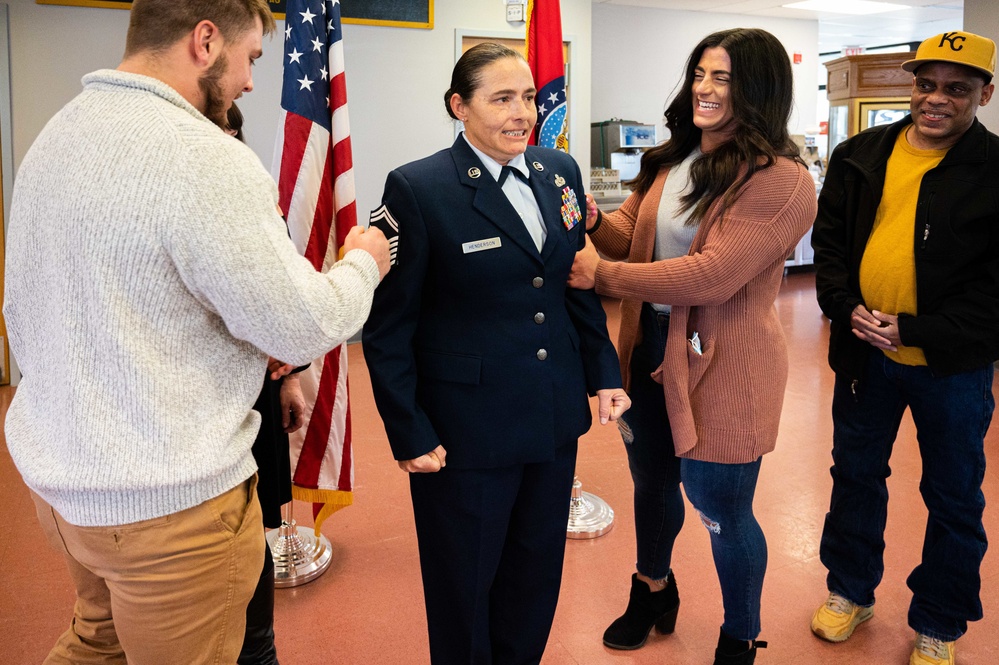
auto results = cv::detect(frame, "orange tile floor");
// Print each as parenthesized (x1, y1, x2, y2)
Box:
(2, 270, 998, 664)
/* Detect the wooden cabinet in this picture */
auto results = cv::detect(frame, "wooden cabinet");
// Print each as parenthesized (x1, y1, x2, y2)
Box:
(825, 52, 915, 155)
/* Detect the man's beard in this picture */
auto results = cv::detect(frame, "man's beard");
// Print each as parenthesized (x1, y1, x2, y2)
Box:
(199, 52, 229, 129)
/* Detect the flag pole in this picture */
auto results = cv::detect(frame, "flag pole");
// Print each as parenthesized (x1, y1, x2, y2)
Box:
(271, 0, 358, 580)
(526, 0, 615, 539)
(267, 499, 334, 588)
(566, 476, 614, 539)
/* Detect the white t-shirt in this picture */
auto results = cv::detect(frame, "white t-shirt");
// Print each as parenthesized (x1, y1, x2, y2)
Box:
(651, 149, 700, 312)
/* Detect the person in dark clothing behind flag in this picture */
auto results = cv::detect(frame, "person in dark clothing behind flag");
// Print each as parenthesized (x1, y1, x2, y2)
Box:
(362, 42, 630, 664)
(224, 102, 306, 665)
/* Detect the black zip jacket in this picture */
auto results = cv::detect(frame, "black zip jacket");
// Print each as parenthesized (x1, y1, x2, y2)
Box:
(812, 116, 999, 379)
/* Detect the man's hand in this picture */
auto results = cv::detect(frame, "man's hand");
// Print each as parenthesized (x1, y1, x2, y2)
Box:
(596, 388, 631, 425)
(398, 445, 447, 473)
(850, 304, 899, 352)
(568, 236, 600, 290)
(344, 225, 391, 279)
(279, 374, 306, 433)
(267, 357, 296, 381)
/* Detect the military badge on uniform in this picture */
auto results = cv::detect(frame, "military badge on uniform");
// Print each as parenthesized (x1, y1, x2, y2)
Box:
(468, 167, 481, 179)
(369, 204, 400, 266)
(554, 174, 566, 187)
(532, 161, 544, 172)
(560, 186, 581, 231)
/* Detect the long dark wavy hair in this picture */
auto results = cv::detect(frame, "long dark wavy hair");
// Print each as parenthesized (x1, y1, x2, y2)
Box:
(629, 28, 802, 224)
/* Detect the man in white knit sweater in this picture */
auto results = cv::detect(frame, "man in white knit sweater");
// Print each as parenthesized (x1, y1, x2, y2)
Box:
(2, 1, 389, 663)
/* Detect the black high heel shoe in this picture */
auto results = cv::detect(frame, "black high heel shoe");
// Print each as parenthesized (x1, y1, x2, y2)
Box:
(712, 627, 767, 665)
(602, 572, 680, 650)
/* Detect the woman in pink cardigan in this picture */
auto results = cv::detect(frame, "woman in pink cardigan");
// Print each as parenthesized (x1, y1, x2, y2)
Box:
(570, 28, 817, 665)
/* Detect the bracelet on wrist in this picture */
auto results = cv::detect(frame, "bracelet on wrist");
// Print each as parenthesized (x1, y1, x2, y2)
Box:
(586, 209, 602, 235)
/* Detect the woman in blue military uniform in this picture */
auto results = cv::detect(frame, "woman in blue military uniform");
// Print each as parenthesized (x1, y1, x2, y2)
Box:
(362, 43, 629, 664)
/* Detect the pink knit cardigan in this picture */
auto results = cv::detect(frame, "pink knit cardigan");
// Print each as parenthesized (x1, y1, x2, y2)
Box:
(592, 158, 817, 463)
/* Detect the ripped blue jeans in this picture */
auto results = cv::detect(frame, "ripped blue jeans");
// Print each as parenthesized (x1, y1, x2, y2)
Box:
(620, 303, 767, 640)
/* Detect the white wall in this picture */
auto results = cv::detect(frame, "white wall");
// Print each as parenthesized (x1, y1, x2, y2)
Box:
(1, 0, 592, 217)
(6, 0, 129, 168)
(966, 0, 999, 131)
(591, 4, 820, 140)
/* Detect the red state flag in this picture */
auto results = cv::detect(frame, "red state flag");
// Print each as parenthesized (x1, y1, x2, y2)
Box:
(526, 0, 568, 151)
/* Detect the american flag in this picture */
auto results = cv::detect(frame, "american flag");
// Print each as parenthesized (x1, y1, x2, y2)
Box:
(272, 0, 355, 533)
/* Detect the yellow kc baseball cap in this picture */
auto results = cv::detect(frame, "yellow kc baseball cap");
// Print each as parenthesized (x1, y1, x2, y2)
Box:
(902, 31, 996, 80)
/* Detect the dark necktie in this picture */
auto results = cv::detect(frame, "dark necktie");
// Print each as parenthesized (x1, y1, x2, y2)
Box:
(498, 165, 526, 186)
(497, 165, 545, 251)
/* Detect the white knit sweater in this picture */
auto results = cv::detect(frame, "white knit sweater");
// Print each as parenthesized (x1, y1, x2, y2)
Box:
(3, 70, 380, 526)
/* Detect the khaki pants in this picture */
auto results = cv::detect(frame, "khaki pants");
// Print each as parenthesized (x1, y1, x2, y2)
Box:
(32, 477, 264, 665)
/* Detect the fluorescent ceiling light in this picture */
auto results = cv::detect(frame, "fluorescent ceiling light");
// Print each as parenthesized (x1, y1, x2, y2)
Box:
(783, 0, 910, 15)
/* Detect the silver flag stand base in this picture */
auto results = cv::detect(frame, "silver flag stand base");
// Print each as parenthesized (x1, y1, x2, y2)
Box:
(566, 476, 614, 539)
(267, 502, 333, 588)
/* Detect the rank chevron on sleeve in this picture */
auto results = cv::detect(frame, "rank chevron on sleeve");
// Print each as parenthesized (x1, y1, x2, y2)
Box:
(369, 204, 400, 266)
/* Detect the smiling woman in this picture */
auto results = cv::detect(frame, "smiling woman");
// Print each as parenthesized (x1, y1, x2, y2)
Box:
(568, 28, 817, 665)
(448, 53, 537, 164)
(692, 47, 735, 150)
(361, 41, 627, 665)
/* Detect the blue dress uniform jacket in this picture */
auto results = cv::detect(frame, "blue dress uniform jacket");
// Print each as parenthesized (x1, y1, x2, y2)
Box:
(363, 136, 622, 468)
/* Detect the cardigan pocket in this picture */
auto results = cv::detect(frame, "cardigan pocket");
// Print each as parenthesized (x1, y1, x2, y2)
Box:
(648, 336, 715, 389)
(686, 336, 715, 392)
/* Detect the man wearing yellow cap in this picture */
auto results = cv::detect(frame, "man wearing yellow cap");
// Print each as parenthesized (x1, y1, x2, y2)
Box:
(809, 30, 999, 665)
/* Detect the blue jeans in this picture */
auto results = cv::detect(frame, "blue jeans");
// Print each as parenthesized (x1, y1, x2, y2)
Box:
(619, 304, 768, 640)
(820, 352, 994, 641)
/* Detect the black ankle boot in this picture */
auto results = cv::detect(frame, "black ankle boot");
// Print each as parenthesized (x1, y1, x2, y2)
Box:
(602, 573, 680, 650)
(712, 627, 767, 665)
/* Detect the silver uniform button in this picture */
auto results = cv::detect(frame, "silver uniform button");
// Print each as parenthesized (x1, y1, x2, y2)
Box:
(534, 312, 545, 324)
(532, 277, 544, 288)
(537, 349, 548, 360)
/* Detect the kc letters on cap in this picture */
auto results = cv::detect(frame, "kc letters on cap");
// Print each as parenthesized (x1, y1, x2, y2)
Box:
(902, 31, 997, 80)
